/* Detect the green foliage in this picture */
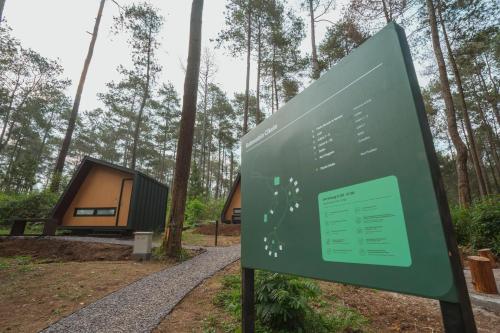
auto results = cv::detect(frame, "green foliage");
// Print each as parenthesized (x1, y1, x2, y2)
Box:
(452, 196, 500, 255)
(184, 197, 225, 228)
(255, 271, 320, 332)
(0, 190, 58, 222)
(185, 198, 206, 228)
(213, 272, 367, 333)
(213, 274, 242, 316)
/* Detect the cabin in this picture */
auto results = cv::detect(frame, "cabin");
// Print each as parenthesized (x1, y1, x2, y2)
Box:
(221, 173, 241, 224)
(50, 157, 168, 233)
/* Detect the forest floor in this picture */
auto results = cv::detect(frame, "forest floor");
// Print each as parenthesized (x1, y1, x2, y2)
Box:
(158, 260, 500, 333)
(181, 223, 241, 247)
(0, 239, 194, 333)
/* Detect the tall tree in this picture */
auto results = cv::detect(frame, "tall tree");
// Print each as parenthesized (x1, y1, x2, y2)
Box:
(114, 3, 163, 170)
(425, 0, 471, 207)
(0, 0, 5, 24)
(50, 0, 105, 192)
(165, 0, 204, 257)
(302, 0, 334, 79)
(318, 17, 368, 70)
(436, 0, 488, 197)
(217, 0, 253, 134)
(243, 0, 252, 134)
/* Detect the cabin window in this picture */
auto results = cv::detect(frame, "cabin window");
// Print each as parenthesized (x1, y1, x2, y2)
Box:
(74, 208, 116, 217)
(95, 208, 116, 216)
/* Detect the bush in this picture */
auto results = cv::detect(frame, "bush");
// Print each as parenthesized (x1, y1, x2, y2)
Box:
(452, 196, 500, 255)
(255, 272, 320, 332)
(183, 197, 225, 229)
(213, 272, 367, 333)
(0, 191, 58, 223)
(185, 198, 206, 228)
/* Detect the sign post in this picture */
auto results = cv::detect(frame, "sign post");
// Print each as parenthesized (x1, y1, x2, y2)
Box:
(240, 23, 476, 333)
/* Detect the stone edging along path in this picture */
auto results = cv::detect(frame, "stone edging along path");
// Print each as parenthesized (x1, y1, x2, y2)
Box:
(40, 244, 241, 333)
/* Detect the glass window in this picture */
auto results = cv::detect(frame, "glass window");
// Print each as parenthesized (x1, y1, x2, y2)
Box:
(74, 208, 116, 216)
(75, 208, 95, 216)
(95, 208, 116, 216)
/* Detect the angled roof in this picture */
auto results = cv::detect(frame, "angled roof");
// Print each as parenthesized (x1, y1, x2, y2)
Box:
(51, 156, 166, 220)
(220, 173, 241, 222)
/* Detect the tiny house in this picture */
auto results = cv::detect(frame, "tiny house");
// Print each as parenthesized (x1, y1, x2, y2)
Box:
(221, 173, 241, 224)
(51, 157, 168, 233)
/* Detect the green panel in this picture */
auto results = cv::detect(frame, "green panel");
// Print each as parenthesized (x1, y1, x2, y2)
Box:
(241, 23, 458, 302)
(318, 175, 411, 267)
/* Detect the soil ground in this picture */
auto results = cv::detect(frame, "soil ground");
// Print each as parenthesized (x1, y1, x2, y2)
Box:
(157, 261, 500, 333)
(0, 239, 178, 333)
(0, 239, 132, 261)
(194, 223, 240, 236)
(182, 228, 240, 247)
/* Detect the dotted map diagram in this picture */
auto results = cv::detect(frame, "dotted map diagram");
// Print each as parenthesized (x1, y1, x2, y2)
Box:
(262, 176, 302, 258)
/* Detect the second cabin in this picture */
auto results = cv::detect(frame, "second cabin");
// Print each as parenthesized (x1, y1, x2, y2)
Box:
(51, 157, 168, 233)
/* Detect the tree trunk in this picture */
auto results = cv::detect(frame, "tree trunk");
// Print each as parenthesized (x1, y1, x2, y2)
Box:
(437, 1, 487, 197)
(242, 0, 252, 134)
(426, 0, 470, 207)
(215, 138, 221, 198)
(200, 66, 209, 186)
(0, 0, 5, 24)
(164, 0, 204, 258)
(50, 0, 105, 192)
(468, 256, 498, 294)
(381, 0, 391, 23)
(477, 69, 500, 128)
(471, 85, 500, 182)
(308, 0, 320, 79)
(272, 46, 279, 111)
(0, 73, 20, 147)
(130, 25, 153, 170)
(230, 150, 234, 184)
(256, 19, 262, 124)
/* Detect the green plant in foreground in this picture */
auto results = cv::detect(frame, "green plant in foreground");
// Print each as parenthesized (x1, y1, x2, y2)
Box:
(255, 271, 320, 332)
(213, 272, 367, 333)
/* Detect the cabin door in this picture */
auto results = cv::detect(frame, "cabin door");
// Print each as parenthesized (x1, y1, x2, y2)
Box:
(116, 179, 133, 227)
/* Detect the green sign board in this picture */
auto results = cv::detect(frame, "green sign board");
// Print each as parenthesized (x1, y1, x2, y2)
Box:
(241, 23, 462, 302)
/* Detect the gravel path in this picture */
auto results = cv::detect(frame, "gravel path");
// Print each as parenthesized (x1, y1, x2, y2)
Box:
(41, 244, 241, 333)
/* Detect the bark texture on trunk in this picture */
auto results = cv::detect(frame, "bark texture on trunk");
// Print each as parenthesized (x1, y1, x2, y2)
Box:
(0, 0, 5, 24)
(256, 19, 262, 124)
(165, 0, 204, 258)
(50, 0, 105, 192)
(308, 0, 320, 79)
(130, 25, 153, 170)
(243, 0, 252, 134)
(437, 1, 487, 197)
(426, 0, 471, 207)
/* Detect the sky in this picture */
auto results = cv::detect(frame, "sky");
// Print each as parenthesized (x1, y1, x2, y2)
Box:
(3, 0, 349, 114)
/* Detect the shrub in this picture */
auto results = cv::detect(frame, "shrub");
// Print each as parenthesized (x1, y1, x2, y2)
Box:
(0, 191, 58, 223)
(469, 197, 500, 254)
(213, 272, 367, 333)
(452, 196, 500, 255)
(184, 198, 206, 228)
(183, 198, 225, 229)
(255, 271, 320, 332)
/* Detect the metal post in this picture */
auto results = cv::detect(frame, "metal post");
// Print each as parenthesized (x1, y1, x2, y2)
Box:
(242, 267, 255, 333)
(214, 219, 219, 246)
(440, 301, 476, 333)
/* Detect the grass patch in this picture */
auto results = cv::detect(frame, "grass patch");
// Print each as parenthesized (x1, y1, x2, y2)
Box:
(181, 229, 207, 246)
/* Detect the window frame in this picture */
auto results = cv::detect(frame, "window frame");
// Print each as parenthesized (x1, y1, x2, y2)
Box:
(74, 207, 117, 217)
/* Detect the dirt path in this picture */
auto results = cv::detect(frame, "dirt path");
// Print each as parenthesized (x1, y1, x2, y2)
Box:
(41, 244, 241, 333)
